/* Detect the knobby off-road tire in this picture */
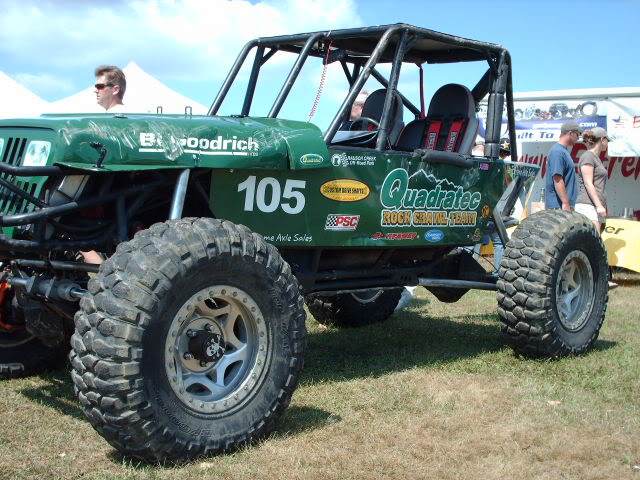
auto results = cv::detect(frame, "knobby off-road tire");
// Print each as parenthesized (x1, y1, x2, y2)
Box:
(305, 288, 402, 328)
(69, 218, 307, 462)
(497, 210, 608, 359)
(0, 291, 67, 379)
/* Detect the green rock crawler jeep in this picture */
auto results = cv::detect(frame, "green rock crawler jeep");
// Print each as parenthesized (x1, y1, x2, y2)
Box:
(0, 24, 608, 462)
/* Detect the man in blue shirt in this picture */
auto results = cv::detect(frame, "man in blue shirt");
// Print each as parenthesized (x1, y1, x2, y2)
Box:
(545, 120, 583, 211)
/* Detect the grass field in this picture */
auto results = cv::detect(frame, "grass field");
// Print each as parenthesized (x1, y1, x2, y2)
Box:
(0, 272, 638, 479)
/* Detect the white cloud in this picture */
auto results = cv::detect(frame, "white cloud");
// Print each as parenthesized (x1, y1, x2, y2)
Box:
(0, 0, 361, 100)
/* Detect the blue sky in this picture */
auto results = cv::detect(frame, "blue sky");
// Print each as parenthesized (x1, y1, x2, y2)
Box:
(1, 0, 638, 128)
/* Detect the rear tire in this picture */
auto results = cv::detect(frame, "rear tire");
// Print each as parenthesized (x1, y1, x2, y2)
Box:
(306, 288, 402, 328)
(497, 210, 608, 358)
(69, 218, 306, 462)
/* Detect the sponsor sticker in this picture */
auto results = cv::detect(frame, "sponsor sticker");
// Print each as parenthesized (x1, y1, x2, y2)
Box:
(299, 153, 324, 165)
(331, 152, 376, 167)
(139, 132, 259, 157)
(424, 229, 445, 242)
(371, 232, 418, 240)
(379, 168, 481, 228)
(479, 162, 490, 171)
(325, 214, 360, 231)
(320, 179, 370, 202)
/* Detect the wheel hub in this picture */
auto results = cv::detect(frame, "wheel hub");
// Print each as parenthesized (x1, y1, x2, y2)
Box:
(188, 329, 226, 365)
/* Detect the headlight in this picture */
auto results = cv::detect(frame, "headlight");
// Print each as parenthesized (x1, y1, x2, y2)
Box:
(23, 140, 51, 167)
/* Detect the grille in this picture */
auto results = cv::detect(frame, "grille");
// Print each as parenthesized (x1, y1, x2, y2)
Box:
(0, 137, 42, 216)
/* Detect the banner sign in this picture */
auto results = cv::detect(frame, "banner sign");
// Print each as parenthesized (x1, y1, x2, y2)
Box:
(478, 93, 640, 216)
(478, 95, 640, 157)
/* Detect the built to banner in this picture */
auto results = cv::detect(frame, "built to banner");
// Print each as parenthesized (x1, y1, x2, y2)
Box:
(478, 88, 640, 216)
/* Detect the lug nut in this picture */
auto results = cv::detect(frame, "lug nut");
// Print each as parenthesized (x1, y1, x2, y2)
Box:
(183, 353, 194, 360)
(204, 324, 212, 332)
(200, 361, 208, 367)
(186, 329, 197, 338)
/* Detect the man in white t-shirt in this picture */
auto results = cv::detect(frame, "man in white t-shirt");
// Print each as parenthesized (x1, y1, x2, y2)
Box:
(95, 65, 126, 112)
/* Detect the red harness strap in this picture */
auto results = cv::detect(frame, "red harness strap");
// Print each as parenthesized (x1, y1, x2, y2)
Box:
(444, 120, 465, 152)
(424, 120, 442, 149)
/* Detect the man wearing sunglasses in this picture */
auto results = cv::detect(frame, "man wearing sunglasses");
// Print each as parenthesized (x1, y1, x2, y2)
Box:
(94, 65, 126, 112)
(544, 120, 583, 212)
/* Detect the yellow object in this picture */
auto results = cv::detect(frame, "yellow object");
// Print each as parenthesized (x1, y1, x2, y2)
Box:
(602, 218, 640, 272)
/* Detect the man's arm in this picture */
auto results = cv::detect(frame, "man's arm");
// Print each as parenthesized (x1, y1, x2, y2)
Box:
(552, 174, 571, 211)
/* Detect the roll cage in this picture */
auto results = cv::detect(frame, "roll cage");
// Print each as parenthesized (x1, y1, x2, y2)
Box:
(209, 23, 518, 161)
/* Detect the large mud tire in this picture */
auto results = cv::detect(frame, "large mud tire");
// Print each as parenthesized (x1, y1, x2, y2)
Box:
(69, 218, 306, 462)
(305, 288, 402, 328)
(497, 210, 608, 359)
(0, 291, 67, 379)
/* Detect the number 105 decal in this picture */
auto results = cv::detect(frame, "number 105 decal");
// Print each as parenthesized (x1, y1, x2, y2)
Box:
(237, 176, 307, 214)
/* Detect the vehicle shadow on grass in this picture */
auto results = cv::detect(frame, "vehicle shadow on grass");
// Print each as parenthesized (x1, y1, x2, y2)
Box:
(302, 309, 618, 383)
(17, 366, 86, 421)
(302, 310, 505, 384)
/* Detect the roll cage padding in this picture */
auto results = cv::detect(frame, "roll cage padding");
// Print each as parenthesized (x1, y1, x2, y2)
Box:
(394, 83, 479, 154)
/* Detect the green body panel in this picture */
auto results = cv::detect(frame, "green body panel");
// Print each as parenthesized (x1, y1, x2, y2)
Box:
(0, 114, 330, 172)
(211, 148, 506, 247)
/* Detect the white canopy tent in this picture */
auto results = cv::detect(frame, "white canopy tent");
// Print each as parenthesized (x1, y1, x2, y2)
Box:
(0, 72, 49, 119)
(46, 62, 208, 115)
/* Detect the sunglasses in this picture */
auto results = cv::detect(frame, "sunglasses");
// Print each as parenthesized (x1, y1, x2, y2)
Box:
(94, 83, 115, 90)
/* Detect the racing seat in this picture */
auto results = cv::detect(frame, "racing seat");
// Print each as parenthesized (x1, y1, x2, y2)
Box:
(349, 88, 405, 145)
(394, 83, 478, 154)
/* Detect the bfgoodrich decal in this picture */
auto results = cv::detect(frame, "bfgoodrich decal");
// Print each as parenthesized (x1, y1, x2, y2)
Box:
(320, 179, 370, 202)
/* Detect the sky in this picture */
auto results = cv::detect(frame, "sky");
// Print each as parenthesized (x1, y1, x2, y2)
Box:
(1, 0, 639, 129)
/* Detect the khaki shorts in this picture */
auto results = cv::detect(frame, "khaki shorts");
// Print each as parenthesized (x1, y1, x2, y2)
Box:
(575, 203, 604, 224)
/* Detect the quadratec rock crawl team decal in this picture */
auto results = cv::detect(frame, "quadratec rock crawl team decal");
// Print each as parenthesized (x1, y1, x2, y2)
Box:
(380, 168, 481, 228)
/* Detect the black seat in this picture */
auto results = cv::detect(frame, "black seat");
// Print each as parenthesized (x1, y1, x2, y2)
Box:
(348, 88, 405, 145)
(394, 83, 478, 154)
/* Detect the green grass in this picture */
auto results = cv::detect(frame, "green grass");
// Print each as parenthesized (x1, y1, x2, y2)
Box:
(0, 273, 638, 479)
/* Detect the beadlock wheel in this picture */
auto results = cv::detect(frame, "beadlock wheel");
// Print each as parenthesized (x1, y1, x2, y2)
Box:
(165, 285, 268, 414)
(555, 250, 594, 332)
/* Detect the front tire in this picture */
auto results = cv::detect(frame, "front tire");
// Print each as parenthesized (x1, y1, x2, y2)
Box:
(69, 218, 306, 462)
(497, 210, 608, 358)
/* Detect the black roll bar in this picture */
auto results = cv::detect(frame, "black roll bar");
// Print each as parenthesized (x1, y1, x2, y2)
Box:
(324, 24, 404, 144)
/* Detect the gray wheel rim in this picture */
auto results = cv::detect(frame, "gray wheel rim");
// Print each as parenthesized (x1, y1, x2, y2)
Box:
(555, 250, 594, 331)
(164, 285, 268, 414)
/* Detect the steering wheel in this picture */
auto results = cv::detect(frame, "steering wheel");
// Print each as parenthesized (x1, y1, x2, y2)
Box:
(349, 117, 380, 131)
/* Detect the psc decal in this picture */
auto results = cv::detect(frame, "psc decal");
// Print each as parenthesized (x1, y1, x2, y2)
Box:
(325, 214, 360, 231)
(320, 179, 370, 202)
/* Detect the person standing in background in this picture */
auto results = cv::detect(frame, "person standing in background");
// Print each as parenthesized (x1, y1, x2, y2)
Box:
(545, 120, 582, 211)
(95, 65, 127, 112)
(575, 127, 610, 232)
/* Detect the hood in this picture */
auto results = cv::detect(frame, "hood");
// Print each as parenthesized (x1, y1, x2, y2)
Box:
(0, 113, 331, 171)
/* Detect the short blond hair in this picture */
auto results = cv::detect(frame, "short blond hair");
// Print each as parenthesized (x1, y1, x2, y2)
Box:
(94, 65, 126, 100)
